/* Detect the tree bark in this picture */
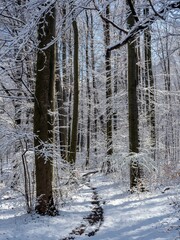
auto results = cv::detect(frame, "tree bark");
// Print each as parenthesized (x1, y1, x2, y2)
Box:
(144, 7, 156, 157)
(68, 19, 79, 165)
(58, 4, 68, 160)
(103, 4, 113, 172)
(85, 12, 91, 167)
(127, 0, 141, 189)
(90, 12, 98, 156)
(34, 3, 57, 215)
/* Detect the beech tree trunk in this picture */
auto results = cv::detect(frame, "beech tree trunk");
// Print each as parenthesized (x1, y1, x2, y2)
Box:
(34, 4, 57, 215)
(127, 0, 141, 189)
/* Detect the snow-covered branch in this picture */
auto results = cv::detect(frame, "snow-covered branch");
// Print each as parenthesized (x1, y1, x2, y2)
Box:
(108, 1, 180, 51)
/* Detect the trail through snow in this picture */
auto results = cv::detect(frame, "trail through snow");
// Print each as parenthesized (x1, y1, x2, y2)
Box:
(0, 173, 179, 240)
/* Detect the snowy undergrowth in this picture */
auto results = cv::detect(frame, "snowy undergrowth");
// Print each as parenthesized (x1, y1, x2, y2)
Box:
(0, 173, 179, 240)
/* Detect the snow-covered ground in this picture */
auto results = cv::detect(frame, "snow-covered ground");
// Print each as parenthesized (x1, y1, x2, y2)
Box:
(0, 174, 179, 240)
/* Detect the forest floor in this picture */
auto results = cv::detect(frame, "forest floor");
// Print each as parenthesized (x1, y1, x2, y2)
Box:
(0, 173, 180, 240)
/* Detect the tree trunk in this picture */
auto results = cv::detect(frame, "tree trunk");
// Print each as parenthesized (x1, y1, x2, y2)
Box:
(127, 0, 141, 189)
(68, 19, 79, 165)
(85, 12, 91, 167)
(67, 30, 73, 160)
(58, 4, 68, 160)
(144, 7, 156, 158)
(34, 3, 57, 215)
(103, 3, 113, 172)
(90, 12, 98, 156)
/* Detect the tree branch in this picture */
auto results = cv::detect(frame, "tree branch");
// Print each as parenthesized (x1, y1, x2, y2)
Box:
(93, 0, 128, 34)
(107, 1, 180, 52)
(147, 0, 165, 20)
(126, 0, 139, 22)
(99, 11, 128, 34)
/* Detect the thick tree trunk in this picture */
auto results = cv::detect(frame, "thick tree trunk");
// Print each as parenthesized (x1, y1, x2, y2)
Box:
(127, 1, 141, 189)
(34, 4, 57, 215)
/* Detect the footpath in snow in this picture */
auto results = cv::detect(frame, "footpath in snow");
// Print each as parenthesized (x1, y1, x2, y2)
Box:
(0, 173, 179, 240)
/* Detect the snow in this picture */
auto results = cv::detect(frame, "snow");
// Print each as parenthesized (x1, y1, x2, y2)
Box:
(0, 174, 179, 240)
